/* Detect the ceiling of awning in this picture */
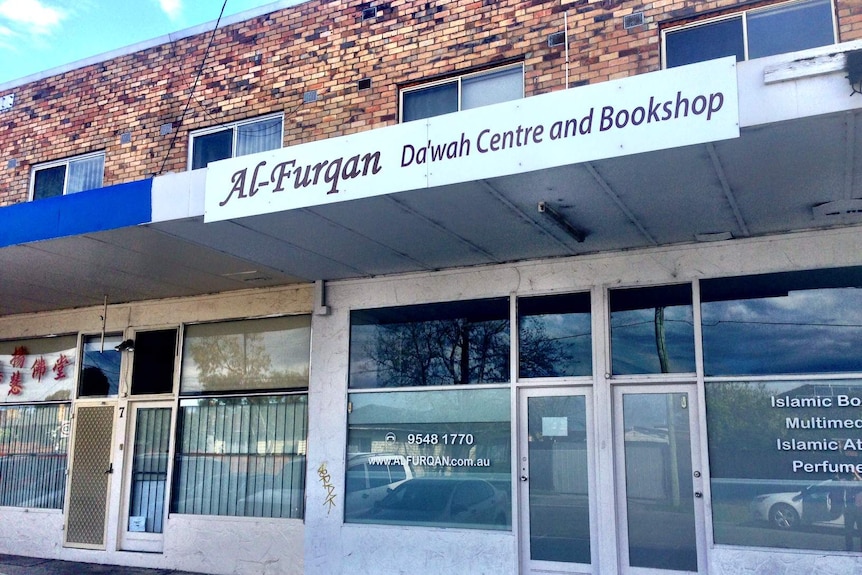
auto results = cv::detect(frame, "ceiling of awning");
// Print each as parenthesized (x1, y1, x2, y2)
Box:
(2, 109, 861, 317)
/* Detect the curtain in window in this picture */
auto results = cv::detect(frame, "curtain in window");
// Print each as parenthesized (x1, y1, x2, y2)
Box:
(461, 67, 523, 110)
(0, 403, 70, 508)
(66, 155, 104, 194)
(171, 394, 306, 518)
(236, 117, 283, 157)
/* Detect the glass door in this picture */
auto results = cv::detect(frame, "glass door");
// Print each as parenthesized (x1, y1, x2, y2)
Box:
(613, 385, 705, 574)
(119, 402, 173, 552)
(518, 387, 593, 574)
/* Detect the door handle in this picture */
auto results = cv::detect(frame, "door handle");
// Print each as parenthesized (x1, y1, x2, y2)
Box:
(694, 491, 702, 498)
(520, 476, 528, 482)
(105, 463, 114, 475)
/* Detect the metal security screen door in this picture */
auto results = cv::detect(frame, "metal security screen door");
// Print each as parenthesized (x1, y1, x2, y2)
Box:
(613, 385, 706, 575)
(120, 403, 173, 552)
(64, 404, 115, 549)
(519, 388, 594, 574)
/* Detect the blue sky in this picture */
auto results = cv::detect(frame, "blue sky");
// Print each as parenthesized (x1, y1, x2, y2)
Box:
(0, 0, 292, 85)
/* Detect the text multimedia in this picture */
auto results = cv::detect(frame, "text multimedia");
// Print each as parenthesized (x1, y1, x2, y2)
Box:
(218, 152, 383, 207)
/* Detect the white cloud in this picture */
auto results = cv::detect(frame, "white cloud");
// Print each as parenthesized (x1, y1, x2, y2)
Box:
(0, 0, 65, 36)
(157, 0, 182, 20)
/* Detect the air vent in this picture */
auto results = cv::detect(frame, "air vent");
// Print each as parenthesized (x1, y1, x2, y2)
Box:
(7, 159, 17, 168)
(120, 131, 132, 144)
(813, 199, 862, 219)
(0, 93, 13, 112)
(303, 90, 318, 103)
(623, 12, 645, 29)
(362, 6, 378, 20)
(548, 32, 565, 48)
(160, 123, 173, 136)
(358, 78, 372, 90)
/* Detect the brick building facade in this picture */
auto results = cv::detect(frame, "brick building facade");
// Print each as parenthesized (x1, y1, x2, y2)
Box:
(2, 1, 862, 574)
(4, 0, 860, 206)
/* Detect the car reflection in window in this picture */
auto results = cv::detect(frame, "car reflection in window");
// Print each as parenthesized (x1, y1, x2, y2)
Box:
(363, 477, 509, 529)
(750, 480, 846, 530)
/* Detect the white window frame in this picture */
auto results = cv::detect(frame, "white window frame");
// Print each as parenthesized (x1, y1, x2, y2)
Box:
(29, 151, 105, 201)
(187, 112, 284, 170)
(399, 63, 524, 123)
(661, 0, 838, 69)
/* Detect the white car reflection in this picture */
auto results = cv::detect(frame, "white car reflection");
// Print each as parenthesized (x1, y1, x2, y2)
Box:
(365, 477, 509, 528)
(345, 453, 413, 518)
(750, 480, 845, 530)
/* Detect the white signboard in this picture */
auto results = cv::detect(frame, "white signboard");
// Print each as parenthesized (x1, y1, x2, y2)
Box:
(205, 57, 739, 222)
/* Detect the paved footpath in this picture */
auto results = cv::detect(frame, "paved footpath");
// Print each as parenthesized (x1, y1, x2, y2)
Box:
(0, 554, 209, 575)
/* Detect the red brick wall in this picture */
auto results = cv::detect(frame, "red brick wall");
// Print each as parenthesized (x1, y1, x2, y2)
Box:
(0, 0, 858, 206)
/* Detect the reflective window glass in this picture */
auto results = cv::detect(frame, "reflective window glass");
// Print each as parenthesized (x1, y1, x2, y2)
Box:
(171, 394, 307, 519)
(0, 335, 77, 401)
(189, 115, 283, 169)
(0, 403, 70, 509)
(518, 293, 592, 378)
(701, 268, 862, 375)
(236, 116, 283, 156)
(66, 154, 105, 193)
(527, 394, 590, 563)
(191, 129, 232, 170)
(706, 379, 862, 552)
(462, 66, 524, 109)
(349, 299, 510, 388)
(31, 153, 105, 201)
(664, 0, 835, 68)
(131, 329, 177, 395)
(610, 284, 695, 375)
(747, 0, 834, 59)
(180, 315, 310, 394)
(665, 17, 744, 68)
(402, 81, 458, 122)
(401, 65, 523, 123)
(32, 165, 66, 200)
(344, 388, 511, 530)
(79, 334, 122, 397)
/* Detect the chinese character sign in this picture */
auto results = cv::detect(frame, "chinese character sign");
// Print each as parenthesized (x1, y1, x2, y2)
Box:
(0, 336, 78, 402)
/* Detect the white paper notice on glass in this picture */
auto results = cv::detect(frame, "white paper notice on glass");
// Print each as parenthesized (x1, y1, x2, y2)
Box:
(542, 417, 568, 437)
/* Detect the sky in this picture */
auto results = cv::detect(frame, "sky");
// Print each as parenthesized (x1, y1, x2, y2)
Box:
(0, 0, 291, 85)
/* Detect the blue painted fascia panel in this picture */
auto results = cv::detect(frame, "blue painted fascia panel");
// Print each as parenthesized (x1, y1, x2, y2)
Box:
(0, 179, 152, 248)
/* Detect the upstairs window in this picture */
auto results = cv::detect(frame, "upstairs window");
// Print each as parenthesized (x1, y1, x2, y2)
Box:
(663, 0, 836, 68)
(400, 64, 524, 123)
(189, 114, 283, 170)
(30, 152, 105, 201)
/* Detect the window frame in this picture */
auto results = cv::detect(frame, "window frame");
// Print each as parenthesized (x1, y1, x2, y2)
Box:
(29, 151, 106, 201)
(187, 112, 285, 170)
(660, 0, 837, 69)
(399, 63, 525, 123)
(170, 315, 310, 520)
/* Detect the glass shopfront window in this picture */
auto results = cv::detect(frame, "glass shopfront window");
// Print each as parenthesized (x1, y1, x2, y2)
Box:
(707, 379, 862, 552)
(171, 316, 310, 519)
(610, 284, 695, 375)
(344, 388, 511, 530)
(79, 334, 121, 397)
(704, 267, 862, 553)
(349, 298, 509, 388)
(518, 293, 592, 378)
(171, 394, 307, 519)
(347, 299, 511, 530)
(702, 268, 862, 375)
(0, 336, 76, 509)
